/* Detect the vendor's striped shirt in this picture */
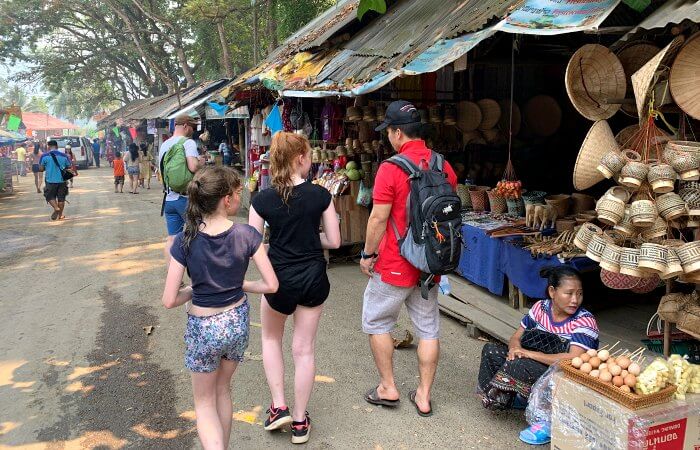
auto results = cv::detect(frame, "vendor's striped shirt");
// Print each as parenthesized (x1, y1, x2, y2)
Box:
(521, 299, 599, 350)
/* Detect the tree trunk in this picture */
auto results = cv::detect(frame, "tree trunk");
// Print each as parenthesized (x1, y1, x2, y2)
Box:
(175, 42, 196, 86)
(266, 0, 278, 54)
(253, 1, 259, 65)
(216, 20, 235, 78)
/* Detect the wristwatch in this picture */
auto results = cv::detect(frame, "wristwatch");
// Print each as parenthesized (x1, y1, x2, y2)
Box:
(361, 250, 378, 259)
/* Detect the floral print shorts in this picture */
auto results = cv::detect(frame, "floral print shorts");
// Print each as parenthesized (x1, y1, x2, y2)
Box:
(184, 300, 250, 373)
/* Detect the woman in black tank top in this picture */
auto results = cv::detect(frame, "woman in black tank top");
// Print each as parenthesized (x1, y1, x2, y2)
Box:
(249, 132, 340, 444)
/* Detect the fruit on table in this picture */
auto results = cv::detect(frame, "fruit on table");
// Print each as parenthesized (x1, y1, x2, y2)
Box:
(635, 358, 671, 395)
(668, 354, 694, 400)
(346, 169, 361, 181)
(346, 161, 358, 171)
(494, 180, 522, 199)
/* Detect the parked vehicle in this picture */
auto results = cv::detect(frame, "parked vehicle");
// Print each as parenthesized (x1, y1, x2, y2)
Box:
(50, 136, 93, 169)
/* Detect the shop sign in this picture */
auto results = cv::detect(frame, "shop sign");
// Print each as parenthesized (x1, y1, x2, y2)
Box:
(495, 0, 621, 35)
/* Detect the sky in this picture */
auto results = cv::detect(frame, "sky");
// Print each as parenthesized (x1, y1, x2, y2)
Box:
(1, 60, 45, 97)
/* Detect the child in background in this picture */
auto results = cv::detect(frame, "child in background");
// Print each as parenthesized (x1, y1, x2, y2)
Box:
(162, 166, 278, 450)
(113, 151, 125, 193)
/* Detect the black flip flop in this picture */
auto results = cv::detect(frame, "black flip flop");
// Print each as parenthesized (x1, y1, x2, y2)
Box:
(409, 390, 433, 417)
(51, 210, 60, 221)
(365, 386, 400, 407)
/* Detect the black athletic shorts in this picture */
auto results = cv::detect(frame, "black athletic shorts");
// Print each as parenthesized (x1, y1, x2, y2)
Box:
(44, 182, 68, 202)
(266, 259, 330, 315)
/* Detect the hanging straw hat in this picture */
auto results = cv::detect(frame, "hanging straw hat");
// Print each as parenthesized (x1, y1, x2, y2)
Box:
(573, 120, 621, 191)
(565, 44, 626, 121)
(362, 106, 376, 122)
(477, 99, 501, 130)
(616, 43, 661, 117)
(615, 124, 641, 148)
(524, 95, 561, 137)
(457, 101, 482, 132)
(631, 36, 685, 121)
(497, 99, 521, 137)
(670, 32, 700, 120)
(346, 106, 362, 122)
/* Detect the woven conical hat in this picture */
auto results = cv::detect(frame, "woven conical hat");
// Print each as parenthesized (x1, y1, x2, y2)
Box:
(477, 99, 501, 130)
(566, 44, 626, 121)
(671, 32, 700, 120)
(616, 43, 660, 117)
(457, 101, 482, 132)
(573, 120, 621, 191)
(631, 36, 684, 121)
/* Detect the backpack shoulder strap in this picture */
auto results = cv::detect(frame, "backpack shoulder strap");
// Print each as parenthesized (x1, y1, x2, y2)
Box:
(386, 154, 420, 178)
(429, 151, 445, 172)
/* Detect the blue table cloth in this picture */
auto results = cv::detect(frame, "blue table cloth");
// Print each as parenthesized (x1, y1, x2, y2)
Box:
(457, 224, 506, 296)
(457, 224, 596, 299)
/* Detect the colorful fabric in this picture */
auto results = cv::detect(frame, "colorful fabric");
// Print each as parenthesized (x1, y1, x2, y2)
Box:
(521, 300, 599, 350)
(113, 158, 125, 177)
(264, 104, 284, 138)
(372, 140, 458, 288)
(184, 301, 250, 372)
(478, 342, 548, 399)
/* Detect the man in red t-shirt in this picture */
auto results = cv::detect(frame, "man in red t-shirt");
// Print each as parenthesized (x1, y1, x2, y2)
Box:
(361, 101, 457, 417)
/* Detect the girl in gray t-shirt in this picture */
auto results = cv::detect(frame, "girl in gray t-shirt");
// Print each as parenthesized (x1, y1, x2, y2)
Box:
(162, 165, 278, 449)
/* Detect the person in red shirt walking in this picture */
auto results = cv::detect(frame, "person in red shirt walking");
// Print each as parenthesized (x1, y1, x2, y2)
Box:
(360, 100, 457, 417)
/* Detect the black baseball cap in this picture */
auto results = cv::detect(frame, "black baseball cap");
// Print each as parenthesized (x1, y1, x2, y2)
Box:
(375, 100, 421, 131)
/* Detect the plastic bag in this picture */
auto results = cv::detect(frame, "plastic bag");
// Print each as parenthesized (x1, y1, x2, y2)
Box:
(525, 364, 559, 428)
(356, 180, 372, 207)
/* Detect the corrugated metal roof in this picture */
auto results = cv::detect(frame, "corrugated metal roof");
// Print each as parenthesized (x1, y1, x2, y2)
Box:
(617, 0, 700, 44)
(267, 0, 359, 60)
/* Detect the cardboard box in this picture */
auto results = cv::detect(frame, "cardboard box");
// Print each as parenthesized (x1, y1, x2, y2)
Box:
(551, 372, 700, 450)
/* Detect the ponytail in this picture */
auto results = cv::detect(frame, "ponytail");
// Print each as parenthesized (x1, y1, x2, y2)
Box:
(182, 166, 241, 250)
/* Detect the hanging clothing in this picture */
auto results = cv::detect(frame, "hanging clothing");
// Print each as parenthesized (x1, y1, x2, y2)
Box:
(259, 105, 273, 147)
(264, 104, 284, 137)
(436, 65, 455, 102)
(250, 113, 266, 147)
(321, 103, 344, 143)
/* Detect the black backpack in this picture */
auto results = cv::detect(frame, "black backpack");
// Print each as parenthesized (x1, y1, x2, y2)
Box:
(387, 152, 462, 299)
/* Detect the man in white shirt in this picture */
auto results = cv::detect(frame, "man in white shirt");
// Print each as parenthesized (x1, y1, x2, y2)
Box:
(159, 114, 203, 264)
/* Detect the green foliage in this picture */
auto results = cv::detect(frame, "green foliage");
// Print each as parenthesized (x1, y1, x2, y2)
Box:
(276, 0, 338, 40)
(357, 0, 386, 20)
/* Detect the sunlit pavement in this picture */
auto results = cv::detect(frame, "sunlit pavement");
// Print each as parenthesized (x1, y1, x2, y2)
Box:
(0, 166, 529, 449)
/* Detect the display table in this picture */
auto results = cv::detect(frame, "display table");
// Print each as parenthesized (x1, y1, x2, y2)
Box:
(551, 372, 700, 449)
(457, 224, 596, 299)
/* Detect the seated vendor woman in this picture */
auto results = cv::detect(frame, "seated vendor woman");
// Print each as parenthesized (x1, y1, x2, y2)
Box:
(477, 266, 599, 418)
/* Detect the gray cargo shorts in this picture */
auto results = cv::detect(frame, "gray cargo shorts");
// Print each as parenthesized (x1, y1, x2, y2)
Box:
(362, 273, 439, 340)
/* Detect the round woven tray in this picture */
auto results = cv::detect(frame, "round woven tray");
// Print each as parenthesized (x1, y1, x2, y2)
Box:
(670, 32, 700, 120)
(559, 360, 676, 410)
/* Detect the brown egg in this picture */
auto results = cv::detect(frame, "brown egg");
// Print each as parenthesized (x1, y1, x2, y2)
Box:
(590, 369, 600, 378)
(613, 375, 624, 387)
(587, 349, 598, 357)
(610, 364, 622, 376)
(580, 362, 593, 374)
(620, 385, 631, 393)
(572, 357, 583, 369)
(607, 357, 617, 366)
(621, 370, 629, 378)
(618, 356, 631, 370)
(624, 374, 637, 387)
(598, 349, 610, 361)
(589, 357, 601, 369)
(599, 363, 608, 371)
(580, 353, 591, 363)
(599, 371, 613, 383)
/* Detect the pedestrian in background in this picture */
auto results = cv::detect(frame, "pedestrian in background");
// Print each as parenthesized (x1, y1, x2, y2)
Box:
(219, 141, 232, 166)
(158, 114, 203, 266)
(113, 151, 125, 193)
(39, 140, 71, 220)
(28, 146, 43, 193)
(124, 143, 141, 194)
(249, 132, 341, 445)
(162, 166, 277, 450)
(92, 138, 101, 168)
(360, 100, 458, 417)
(65, 145, 77, 188)
(13, 144, 27, 177)
(138, 143, 152, 189)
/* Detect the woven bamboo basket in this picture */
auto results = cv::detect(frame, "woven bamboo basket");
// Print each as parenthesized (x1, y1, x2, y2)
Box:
(545, 194, 571, 217)
(620, 160, 649, 189)
(506, 197, 525, 217)
(657, 192, 688, 221)
(469, 186, 490, 212)
(586, 233, 613, 262)
(487, 190, 507, 214)
(598, 150, 626, 179)
(661, 246, 685, 280)
(614, 207, 638, 238)
(574, 223, 602, 251)
(647, 163, 677, 193)
(600, 242, 623, 273)
(596, 197, 625, 226)
(630, 199, 657, 228)
(566, 44, 626, 120)
(571, 193, 596, 213)
(670, 152, 700, 181)
(456, 184, 472, 208)
(639, 242, 668, 274)
(676, 241, 700, 274)
(631, 37, 685, 119)
(560, 360, 676, 410)
(620, 247, 644, 277)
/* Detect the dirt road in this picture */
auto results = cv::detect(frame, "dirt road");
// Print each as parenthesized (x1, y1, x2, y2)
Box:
(0, 167, 530, 449)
